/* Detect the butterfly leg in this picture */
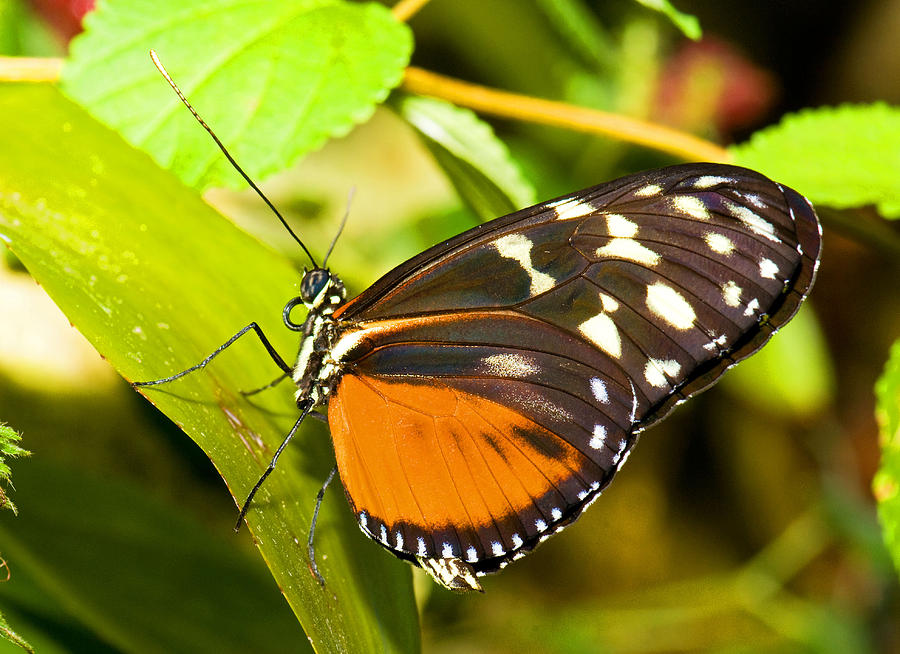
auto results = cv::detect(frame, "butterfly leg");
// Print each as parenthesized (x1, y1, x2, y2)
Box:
(308, 465, 338, 587)
(240, 372, 291, 397)
(233, 398, 315, 531)
(132, 322, 292, 387)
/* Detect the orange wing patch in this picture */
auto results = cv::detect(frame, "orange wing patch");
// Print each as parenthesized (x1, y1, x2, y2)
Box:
(328, 374, 603, 565)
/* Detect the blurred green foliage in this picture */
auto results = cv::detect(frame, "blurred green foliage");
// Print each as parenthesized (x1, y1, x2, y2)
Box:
(0, 0, 898, 652)
(875, 342, 900, 577)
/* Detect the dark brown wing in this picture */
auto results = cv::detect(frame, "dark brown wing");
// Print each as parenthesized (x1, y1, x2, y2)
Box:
(326, 163, 821, 578)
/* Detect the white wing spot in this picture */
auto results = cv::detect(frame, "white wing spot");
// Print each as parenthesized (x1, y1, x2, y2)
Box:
(628, 380, 638, 425)
(395, 531, 404, 549)
(466, 546, 478, 562)
(597, 239, 661, 265)
(590, 377, 609, 404)
(491, 541, 505, 556)
(646, 282, 696, 330)
(441, 542, 454, 558)
(579, 313, 621, 358)
(724, 200, 780, 242)
(547, 196, 573, 208)
(417, 537, 427, 556)
(741, 193, 767, 209)
(703, 333, 728, 352)
(692, 175, 731, 189)
(672, 195, 710, 220)
(744, 297, 761, 317)
(481, 352, 540, 376)
(606, 213, 638, 238)
(634, 183, 662, 197)
(535, 519, 548, 532)
(554, 198, 595, 220)
(644, 358, 681, 388)
(611, 438, 628, 465)
(759, 258, 779, 280)
(600, 293, 620, 312)
(722, 280, 742, 307)
(380, 524, 388, 544)
(589, 424, 607, 449)
(705, 232, 735, 255)
(494, 233, 557, 295)
(359, 511, 368, 528)
(551, 507, 563, 521)
(511, 533, 524, 549)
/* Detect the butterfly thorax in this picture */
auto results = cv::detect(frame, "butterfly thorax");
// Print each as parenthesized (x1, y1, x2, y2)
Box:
(291, 268, 347, 407)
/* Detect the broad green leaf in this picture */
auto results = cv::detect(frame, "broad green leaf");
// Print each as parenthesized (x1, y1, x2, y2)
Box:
(731, 104, 900, 218)
(394, 93, 536, 220)
(0, 84, 419, 654)
(874, 340, 900, 578)
(721, 307, 834, 419)
(0, 423, 27, 515)
(62, 0, 413, 190)
(632, 0, 701, 40)
(0, 459, 303, 653)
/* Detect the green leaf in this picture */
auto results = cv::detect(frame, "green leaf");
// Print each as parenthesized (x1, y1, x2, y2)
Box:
(62, 0, 413, 190)
(731, 103, 900, 218)
(394, 93, 536, 220)
(0, 83, 419, 654)
(0, 423, 28, 515)
(632, 0, 701, 40)
(0, 610, 33, 654)
(874, 340, 900, 579)
(0, 459, 303, 653)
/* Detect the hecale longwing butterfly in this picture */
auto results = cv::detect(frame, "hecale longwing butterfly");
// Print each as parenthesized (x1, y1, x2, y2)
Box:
(300, 164, 821, 591)
(137, 54, 821, 593)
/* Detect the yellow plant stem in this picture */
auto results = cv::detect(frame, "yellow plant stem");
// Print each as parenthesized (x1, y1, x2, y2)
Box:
(392, 0, 432, 22)
(0, 56, 63, 82)
(402, 66, 731, 164)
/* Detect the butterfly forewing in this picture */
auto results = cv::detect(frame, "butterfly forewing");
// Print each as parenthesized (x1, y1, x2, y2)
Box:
(326, 163, 821, 579)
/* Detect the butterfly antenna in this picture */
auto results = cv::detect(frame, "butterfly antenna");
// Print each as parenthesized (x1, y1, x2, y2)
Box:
(149, 50, 318, 269)
(322, 186, 355, 268)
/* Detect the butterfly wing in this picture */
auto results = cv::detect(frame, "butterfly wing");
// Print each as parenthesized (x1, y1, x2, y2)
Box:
(326, 163, 821, 585)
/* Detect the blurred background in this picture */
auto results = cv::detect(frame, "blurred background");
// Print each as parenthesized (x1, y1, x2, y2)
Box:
(2, 0, 899, 652)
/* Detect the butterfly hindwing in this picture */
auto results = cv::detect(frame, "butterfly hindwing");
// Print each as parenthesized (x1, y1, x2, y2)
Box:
(326, 163, 821, 580)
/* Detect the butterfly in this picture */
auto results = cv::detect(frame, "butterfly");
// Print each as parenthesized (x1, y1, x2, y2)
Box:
(292, 163, 821, 591)
(139, 54, 821, 593)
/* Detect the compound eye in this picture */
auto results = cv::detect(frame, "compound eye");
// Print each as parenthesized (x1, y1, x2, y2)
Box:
(300, 268, 331, 304)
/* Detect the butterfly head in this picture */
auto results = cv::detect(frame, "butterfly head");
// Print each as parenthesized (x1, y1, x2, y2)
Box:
(299, 267, 346, 314)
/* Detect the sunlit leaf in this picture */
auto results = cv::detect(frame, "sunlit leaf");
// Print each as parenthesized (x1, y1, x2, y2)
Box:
(0, 83, 419, 654)
(394, 93, 536, 220)
(731, 103, 900, 218)
(62, 0, 413, 190)
(0, 423, 27, 515)
(632, 0, 701, 40)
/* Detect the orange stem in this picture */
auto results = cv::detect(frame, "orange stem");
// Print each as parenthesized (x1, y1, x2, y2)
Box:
(0, 56, 63, 82)
(402, 66, 731, 163)
(392, 0, 431, 22)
